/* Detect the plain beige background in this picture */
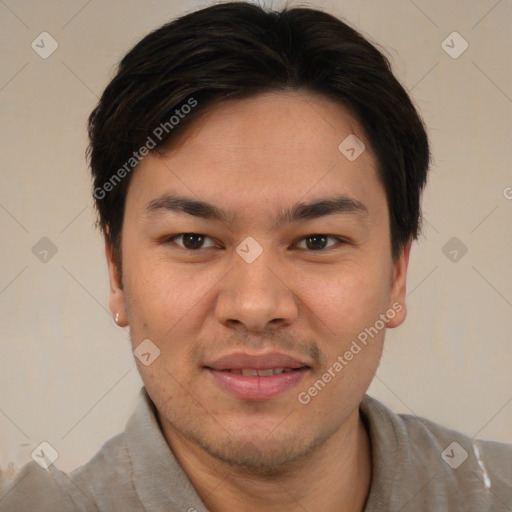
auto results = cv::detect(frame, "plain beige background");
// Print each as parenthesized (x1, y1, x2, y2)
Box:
(0, 0, 511, 473)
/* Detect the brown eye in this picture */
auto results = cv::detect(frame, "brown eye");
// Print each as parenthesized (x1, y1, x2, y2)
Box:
(296, 234, 342, 251)
(168, 233, 216, 250)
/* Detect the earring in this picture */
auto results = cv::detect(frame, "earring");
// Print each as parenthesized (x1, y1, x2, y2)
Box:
(115, 312, 120, 324)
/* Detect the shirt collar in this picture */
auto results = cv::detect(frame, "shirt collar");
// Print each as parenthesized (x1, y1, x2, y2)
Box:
(359, 393, 403, 510)
(125, 387, 209, 512)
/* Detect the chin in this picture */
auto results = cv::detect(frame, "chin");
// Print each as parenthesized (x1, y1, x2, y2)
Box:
(193, 426, 330, 477)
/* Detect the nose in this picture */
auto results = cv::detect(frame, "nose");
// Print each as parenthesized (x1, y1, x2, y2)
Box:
(214, 247, 299, 334)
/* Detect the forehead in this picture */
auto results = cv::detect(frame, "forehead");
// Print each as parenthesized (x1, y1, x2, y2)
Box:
(160, 90, 372, 168)
(125, 90, 384, 222)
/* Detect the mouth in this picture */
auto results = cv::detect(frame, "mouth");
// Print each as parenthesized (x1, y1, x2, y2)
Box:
(218, 367, 301, 376)
(204, 352, 311, 401)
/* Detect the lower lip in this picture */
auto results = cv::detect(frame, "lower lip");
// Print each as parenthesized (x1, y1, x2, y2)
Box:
(206, 368, 308, 401)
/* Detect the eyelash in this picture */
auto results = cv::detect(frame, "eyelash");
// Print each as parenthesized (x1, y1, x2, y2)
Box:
(163, 233, 348, 252)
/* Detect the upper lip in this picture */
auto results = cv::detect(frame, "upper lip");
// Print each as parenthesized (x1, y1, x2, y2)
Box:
(204, 352, 311, 371)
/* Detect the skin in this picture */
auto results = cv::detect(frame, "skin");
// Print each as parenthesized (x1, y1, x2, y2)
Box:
(106, 90, 411, 512)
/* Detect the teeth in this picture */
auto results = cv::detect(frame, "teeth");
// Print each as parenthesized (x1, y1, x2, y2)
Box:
(232, 368, 293, 376)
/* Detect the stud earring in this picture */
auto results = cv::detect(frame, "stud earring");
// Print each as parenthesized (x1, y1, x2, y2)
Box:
(115, 312, 120, 324)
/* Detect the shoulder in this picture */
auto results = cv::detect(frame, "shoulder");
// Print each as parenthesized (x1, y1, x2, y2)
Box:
(396, 402, 512, 480)
(0, 461, 96, 512)
(0, 430, 146, 512)
(70, 431, 144, 510)
(71, 431, 128, 482)
(361, 395, 512, 511)
(0, 432, 140, 512)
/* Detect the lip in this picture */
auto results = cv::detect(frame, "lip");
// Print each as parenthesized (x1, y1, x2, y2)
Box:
(204, 351, 311, 401)
(205, 352, 309, 371)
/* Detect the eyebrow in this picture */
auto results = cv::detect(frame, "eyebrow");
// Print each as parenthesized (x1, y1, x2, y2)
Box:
(144, 193, 368, 229)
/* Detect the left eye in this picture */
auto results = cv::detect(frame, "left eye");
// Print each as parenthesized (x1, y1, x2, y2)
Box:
(165, 233, 344, 252)
(166, 233, 217, 250)
(295, 234, 343, 251)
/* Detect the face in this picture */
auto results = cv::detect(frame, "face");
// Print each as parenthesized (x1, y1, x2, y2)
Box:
(106, 90, 410, 470)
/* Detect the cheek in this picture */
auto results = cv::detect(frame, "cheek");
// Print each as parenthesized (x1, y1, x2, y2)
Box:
(296, 261, 391, 336)
(124, 250, 210, 319)
(122, 254, 218, 369)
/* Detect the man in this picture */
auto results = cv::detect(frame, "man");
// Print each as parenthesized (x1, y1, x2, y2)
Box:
(2, 2, 511, 511)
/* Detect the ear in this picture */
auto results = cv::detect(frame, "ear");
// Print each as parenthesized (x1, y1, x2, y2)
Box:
(105, 234, 128, 327)
(386, 239, 412, 328)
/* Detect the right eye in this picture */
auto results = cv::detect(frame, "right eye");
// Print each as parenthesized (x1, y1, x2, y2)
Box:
(164, 233, 218, 251)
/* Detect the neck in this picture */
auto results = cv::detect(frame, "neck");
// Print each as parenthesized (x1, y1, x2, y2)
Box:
(160, 408, 372, 512)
